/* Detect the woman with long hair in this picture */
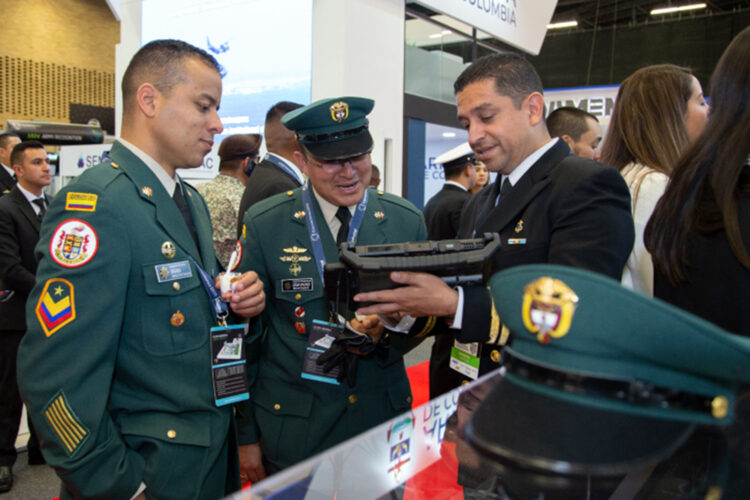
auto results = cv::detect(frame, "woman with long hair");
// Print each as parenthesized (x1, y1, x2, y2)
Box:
(469, 161, 489, 194)
(645, 27, 750, 336)
(600, 64, 708, 295)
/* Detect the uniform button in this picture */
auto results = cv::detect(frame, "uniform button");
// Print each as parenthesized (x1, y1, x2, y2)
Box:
(490, 350, 501, 363)
(295, 293, 302, 300)
(711, 396, 728, 419)
(172, 282, 181, 291)
(406, 396, 412, 403)
(461, 380, 470, 386)
(348, 394, 357, 404)
(167, 429, 176, 439)
(273, 403, 281, 411)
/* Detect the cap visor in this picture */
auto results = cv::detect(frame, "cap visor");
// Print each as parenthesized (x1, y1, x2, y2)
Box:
(465, 375, 695, 477)
(304, 130, 373, 161)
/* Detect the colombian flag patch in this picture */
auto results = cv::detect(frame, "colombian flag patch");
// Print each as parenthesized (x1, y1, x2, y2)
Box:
(36, 279, 76, 337)
(65, 192, 98, 212)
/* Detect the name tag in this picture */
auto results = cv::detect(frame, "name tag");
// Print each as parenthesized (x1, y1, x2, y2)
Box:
(155, 260, 192, 283)
(281, 278, 314, 292)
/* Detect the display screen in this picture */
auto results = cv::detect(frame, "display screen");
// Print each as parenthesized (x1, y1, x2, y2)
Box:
(141, 0, 313, 142)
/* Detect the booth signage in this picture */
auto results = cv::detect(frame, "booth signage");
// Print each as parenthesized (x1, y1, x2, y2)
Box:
(413, 0, 557, 55)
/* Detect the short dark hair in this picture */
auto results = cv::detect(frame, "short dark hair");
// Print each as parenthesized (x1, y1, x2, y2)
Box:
(444, 160, 473, 179)
(266, 101, 303, 124)
(0, 132, 20, 149)
(547, 107, 599, 141)
(454, 53, 544, 108)
(10, 140, 45, 167)
(122, 39, 221, 107)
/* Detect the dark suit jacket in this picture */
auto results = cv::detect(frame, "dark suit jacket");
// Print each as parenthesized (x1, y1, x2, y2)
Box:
(0, 165, 15, 196)
(423, 183, 472, 397)
(430, 139, 634, 389)
(0, 186, 49, 331)
(654, 189, 750, 337)
(424, 183, 471, 241)
(237, 157, 302, 237)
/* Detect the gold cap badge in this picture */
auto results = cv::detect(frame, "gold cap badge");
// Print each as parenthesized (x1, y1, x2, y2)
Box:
(330, 101, 349, 123)
(521, 277, 579, 344)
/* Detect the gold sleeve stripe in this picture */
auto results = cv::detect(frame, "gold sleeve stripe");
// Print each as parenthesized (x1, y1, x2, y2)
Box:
(416, 315, 437, 338)
(488, 299, 501, 344)
(44, 393, 88, 456)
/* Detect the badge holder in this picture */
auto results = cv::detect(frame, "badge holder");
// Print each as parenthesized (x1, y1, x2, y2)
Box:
(188, 255, 251, 406)
(211, 323, 250, 405)
(449, 340, 481, 380)
(301, 320, 343, 385)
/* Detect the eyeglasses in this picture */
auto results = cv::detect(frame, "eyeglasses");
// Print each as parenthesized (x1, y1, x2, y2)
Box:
(306, 154, 370, 175)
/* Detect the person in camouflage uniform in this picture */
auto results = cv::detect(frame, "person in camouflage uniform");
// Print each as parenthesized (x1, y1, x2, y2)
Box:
(198, 134, 261, 267)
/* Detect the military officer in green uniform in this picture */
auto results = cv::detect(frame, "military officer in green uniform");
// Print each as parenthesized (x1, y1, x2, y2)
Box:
(16, 40, 265, 500)
(235, 97, 426, 479)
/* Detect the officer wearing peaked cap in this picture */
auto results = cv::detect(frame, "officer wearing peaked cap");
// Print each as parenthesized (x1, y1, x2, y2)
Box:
(423, 142, 478, 399)
(234, 96, 427, 477)
(466, 264, 750, 492)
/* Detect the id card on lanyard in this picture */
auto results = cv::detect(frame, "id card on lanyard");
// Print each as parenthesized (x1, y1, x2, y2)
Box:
(189, 256, 250, 406)
(449, 340, 480, 380)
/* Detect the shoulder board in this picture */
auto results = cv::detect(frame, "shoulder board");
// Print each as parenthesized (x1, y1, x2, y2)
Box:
(374, 189, 422, 216)
(247, 189, 297, 219)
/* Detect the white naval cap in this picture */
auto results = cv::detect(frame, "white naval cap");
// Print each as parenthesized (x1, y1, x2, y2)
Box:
(435, 142, 475, 168)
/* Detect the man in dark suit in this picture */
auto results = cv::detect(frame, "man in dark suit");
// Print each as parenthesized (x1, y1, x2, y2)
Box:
(423, 142, 477, 398)
(236, 101, 304, 237)
(0, 140, 51, 492)
(0, 133, 21, 196)
(356, 53, 633, 388)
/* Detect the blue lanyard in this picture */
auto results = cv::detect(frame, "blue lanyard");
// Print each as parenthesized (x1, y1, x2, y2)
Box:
(264, 153, 302, 183)
(187, 255, 228, 325)
(301, 181, 368, 284)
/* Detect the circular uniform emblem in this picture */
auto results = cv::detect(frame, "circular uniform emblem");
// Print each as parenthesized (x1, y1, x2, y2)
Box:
(50, 219, 99, 268)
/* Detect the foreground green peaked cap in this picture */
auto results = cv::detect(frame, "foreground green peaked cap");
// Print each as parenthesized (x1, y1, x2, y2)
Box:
(488, 264, 750, 426)
(281, 96, 375, 160)
(465, 264, 750, 476)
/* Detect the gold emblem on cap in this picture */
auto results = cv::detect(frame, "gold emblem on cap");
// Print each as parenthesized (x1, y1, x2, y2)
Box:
(142, 186, 153, 197)
(161, 241, 176, 259)
(515, 220, 524, 233)
(374, 211, 385, 219)
(330, 101, 349, 123)
(294, 211, 306, 219)
(711, 396, 729, 419)
(521, 277, 578, 344)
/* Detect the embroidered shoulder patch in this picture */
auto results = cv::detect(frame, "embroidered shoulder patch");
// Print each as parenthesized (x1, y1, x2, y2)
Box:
(65, 192, 98, 212)
(50, 219, 98, 268)
(44, 391, 89, 456)
(36, 278, 76, 337)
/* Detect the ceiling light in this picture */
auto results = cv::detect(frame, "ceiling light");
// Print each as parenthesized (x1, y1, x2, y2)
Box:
(650, 3, 706, 15)
(442, 132, 456, 138)
(547, 20, 578, 30)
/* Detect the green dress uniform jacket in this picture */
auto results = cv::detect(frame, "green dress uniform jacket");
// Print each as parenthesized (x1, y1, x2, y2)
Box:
(17, 141, 239, 500)
(236, 187, 426, 470)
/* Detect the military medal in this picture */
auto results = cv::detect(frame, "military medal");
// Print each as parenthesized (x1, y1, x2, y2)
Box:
(294, 307, 305, 318)
(295, 321, 306, 334)
(170, 310, 185, 327)
(280, 246, 312, 277)
(161, 241, 176, 259)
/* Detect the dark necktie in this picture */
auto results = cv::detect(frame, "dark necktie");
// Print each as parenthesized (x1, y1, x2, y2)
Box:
(32, 198, 46, 221)
(335, 206, 352, 245)
(173, 183, 200, 249)
(496, 177, 512, 206)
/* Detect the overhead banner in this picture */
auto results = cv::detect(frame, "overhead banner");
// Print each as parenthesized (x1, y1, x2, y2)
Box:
(544, 85, 620, 126)
(414, 0, 557, 55)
